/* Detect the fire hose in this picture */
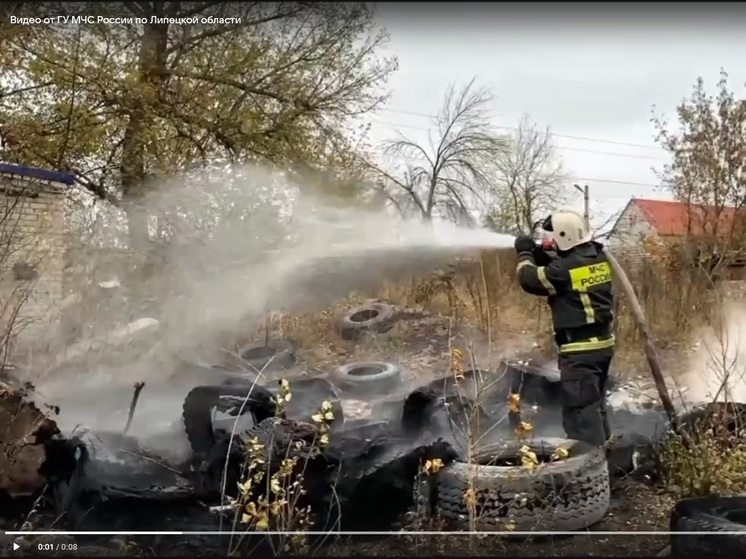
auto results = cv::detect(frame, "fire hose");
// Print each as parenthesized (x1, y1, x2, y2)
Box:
(602, 248, 678, 430)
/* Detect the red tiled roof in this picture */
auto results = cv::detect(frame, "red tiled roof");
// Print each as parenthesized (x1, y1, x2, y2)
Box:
(632, 198, 743, 238)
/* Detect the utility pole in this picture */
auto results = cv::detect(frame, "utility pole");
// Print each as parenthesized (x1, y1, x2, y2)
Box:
(573, 183, 590, 229)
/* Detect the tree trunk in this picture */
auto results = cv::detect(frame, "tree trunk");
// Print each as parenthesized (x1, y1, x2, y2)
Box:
(120, 18, 169, 253)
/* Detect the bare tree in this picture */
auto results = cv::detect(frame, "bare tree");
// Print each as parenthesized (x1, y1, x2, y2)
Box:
(376, 78, 509, 222)
(484, 115, 566, 235)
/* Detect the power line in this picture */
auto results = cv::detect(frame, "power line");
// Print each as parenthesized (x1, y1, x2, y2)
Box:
(373, 120, 666, 191)
(374, 107, 665, 152)
(382, 152, 661, 190)
(557, 146, 663, 161)
(569, 176, 660, 189)
(368, 118, 666, 161)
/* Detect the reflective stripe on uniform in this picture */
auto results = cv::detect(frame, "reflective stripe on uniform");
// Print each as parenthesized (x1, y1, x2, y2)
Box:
(537, 266, 556, 295)
(579, 292, 594, 323)
(559, 335, 616, 354)
(569, 262, 612, 324)
(516, 260, 556, 295)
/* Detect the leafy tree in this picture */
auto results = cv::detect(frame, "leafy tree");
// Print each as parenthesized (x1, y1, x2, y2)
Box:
(375, 78, 508, 222)
(653, 69, 746, 257)
(0, 2, 397, 249)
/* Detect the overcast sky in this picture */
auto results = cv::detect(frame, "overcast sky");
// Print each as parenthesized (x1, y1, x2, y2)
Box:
(365, 3, 746, 229)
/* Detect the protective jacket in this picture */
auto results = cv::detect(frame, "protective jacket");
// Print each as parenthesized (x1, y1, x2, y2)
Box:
(516, 241, 614, 354)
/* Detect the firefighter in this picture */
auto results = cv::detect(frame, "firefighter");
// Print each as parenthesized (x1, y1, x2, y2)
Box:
(513, 209, 614, 447)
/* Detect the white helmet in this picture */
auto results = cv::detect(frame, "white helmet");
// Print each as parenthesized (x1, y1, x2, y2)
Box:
(546, 209, 592, 252)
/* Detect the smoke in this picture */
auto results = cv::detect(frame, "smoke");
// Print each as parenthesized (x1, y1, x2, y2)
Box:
(133, 164, 513, 360)
(31, 164, 514, 444)
(677, 300, 746, 404)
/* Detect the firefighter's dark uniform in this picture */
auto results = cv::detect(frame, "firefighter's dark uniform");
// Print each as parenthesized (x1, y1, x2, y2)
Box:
(516, 240, 614, 447)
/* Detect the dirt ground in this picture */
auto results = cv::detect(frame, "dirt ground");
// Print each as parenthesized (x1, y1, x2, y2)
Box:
(285, 301, 545, 380)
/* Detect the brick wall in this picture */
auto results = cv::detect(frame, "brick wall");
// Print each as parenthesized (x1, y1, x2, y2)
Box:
(605, 202, 656, 272)
(0, 172, 66, 354)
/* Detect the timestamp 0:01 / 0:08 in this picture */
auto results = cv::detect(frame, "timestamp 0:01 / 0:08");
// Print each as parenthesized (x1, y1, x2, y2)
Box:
(38, 543, 78, 552)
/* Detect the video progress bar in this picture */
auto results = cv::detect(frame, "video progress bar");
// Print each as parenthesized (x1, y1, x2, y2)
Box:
(5, 531, 746, 536)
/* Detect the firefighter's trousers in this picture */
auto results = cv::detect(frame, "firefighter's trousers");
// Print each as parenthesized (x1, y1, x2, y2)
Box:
(557, 347, 614, 447)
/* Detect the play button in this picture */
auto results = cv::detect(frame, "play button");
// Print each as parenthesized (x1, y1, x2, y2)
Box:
(13, 543, 19, 551)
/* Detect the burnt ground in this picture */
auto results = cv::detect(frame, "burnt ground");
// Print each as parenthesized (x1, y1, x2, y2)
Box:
(4, 302, 682, 557)
(328, 479, 675, 557)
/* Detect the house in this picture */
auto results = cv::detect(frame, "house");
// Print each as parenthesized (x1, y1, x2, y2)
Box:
(605, 197, 746, 274)
(0, 162, 74, 353)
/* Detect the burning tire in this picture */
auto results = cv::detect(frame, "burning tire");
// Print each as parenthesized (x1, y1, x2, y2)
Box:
(670, 496, 746, 556)
(237, 338, 296, 373)
(435, 437, 610, 531)
(336, 303, 395, 341)
(332, 361, 402, 396)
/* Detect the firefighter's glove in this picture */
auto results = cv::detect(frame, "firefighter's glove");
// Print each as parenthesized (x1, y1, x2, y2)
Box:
(514, 235, 536, 256)
(533, 247, 553, 267)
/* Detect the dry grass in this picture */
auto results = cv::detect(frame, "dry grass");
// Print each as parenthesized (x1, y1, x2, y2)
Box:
(257, 247, 720, 378)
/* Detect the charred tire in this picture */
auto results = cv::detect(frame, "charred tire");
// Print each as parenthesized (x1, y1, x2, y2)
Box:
(332, 361, 402, 396)
(678, 402, 746, 435)
(436, 437, 610, 531)
(182, 384, 275, 458)
(238, 338, 296, 373)
(422, 369, 509, 415)
(336, 303, 395, 341)
(56, 432, 195, 540)
(670, 497, 746, 556)
(503, 360, 562, 407)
